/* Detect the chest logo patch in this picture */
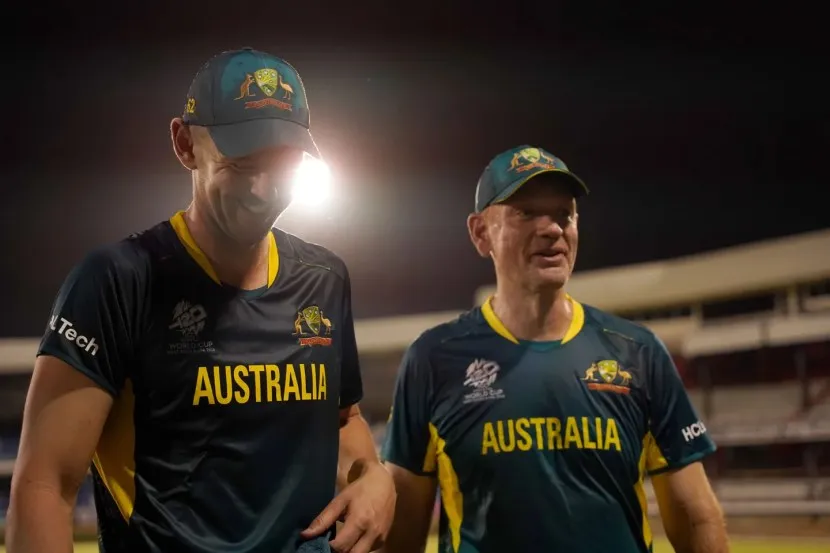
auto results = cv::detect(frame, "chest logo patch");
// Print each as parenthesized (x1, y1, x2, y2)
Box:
(293, 305, 333, 347)
(582, 360, 633, 395)
(168, 300, 215, 355)
(463, 359, 505, 404)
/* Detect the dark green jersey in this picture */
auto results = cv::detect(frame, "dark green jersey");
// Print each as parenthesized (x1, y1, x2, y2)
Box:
(38, 211, 362, 553)
(382, 297, 715, 553)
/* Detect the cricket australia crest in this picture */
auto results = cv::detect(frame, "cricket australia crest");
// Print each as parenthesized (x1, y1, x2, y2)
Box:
(254, 68, 279, 97)
(293, 305, 333, 347)
(581, 360, 634, 395)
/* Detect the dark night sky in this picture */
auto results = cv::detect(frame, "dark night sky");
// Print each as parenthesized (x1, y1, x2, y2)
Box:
(1, 2, 828, 336)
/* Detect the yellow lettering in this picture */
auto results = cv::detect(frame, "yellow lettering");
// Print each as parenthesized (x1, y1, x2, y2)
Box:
(300, 364, 313, 400)
(191, 363, 331, 406)
(529, 417, 546, 450)
(497, 420, 515, 453)
(605, 418, 621, 451)
(233, 365, 250, 404)
(564, 417, 582, 449)
(213, 366, 233, 405)
(193, 366, 215, 405)
(481, 416, 623, 455)
(515, 418, 533, 451)
(582, 417, 597, 449)
(249, 364, 265, 402)
(284, 364, 300, 401)
(311, 364, 318, 400)
(266, 364, 282, 402)
(547, 417, 562, 449)
(481, 422, 500, 454)
(318, 364, 327, 400)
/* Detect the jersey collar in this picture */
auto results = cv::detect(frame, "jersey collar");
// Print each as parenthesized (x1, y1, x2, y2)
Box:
(169, 211, 279, 288)
(481, 294, 585, 345)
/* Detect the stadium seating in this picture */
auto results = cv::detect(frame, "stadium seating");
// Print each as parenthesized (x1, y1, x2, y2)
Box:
(709, 383, 801, 429)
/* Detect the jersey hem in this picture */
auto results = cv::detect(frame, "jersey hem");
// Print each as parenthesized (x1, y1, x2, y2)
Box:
(36, 346, 119, 397)
(338, 392, 363, 408)
(647, 444, 717, 476)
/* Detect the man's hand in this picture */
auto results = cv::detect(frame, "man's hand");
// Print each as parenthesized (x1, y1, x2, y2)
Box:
(302, 461, 396, 553)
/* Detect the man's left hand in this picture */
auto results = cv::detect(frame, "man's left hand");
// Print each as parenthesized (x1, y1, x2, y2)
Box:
(302, 461, 397, 553)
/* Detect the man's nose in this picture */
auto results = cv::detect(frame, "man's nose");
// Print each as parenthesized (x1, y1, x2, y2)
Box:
(537, 215, 564, 237)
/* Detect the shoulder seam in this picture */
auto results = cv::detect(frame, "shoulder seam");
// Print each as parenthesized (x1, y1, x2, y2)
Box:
(285, 254, 347, 283)
(583, 304, 655, 344)
(279, 232, 347, 283)
(412, 312, 485, 356)
(601, 327, 649, 346)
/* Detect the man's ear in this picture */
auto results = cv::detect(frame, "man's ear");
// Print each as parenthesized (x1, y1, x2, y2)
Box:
(170, 118, 197, 171)
(467, 211, 493, 259)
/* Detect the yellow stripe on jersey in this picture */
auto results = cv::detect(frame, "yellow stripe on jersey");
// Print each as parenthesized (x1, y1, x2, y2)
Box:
(169, 211, 220, 284)
(169, 211, 279, 288)
(92, 379, 137, 521)
(267, 229, 279, 287)
(644, 431, 669, 473)
(428, 423, 464, 553)
(422, 428, 438, 473)
(481, 295, 585, 344)
(634, 432, 658, 551)
(562, 297, 584, 344)
(481, 296, 518, 344)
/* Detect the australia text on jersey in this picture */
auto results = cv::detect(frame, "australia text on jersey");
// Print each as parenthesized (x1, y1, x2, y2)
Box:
(193, 363, 328, 406)
(479, 358, 632, 454)
(481, 416, 622, 455)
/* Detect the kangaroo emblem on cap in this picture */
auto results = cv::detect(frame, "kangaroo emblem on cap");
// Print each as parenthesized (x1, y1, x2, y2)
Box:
(235, 69, 293, 111)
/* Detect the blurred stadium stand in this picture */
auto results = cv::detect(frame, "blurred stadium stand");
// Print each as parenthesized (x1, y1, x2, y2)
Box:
(1, 228, 829, 540)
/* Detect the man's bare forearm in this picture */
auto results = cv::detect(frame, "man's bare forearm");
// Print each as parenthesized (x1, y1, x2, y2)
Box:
(378, 465, 437, 553)
(7, 482, 75, 553)
(690, 517, 729, 553)
(337, 408, 382, 489)
(675, 517, 730, 553)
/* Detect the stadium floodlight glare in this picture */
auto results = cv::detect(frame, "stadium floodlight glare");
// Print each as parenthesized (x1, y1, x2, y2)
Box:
(291, 153, 332, 207)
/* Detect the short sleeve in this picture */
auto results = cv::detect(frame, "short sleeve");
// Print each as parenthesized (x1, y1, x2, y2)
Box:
(381, 340, 436, 476)
(337, 268, 363, 408)
(37, 248, 139, 397)
(645, 336, 716, 475)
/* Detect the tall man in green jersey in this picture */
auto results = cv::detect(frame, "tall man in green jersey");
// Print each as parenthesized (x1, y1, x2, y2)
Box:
(381, 146, 729, 553)
(8, 48, 395, 553)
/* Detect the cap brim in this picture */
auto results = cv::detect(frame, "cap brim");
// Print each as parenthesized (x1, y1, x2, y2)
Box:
(492, 168, 590, 206)
(207, 118, 320, 159)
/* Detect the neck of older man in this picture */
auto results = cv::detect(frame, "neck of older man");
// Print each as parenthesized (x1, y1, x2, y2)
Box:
(491, 283, 573, 342)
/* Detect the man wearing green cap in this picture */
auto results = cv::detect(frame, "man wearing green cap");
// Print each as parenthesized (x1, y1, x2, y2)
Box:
(7, 48, 395, 553)
(380, 146, 728, 553)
